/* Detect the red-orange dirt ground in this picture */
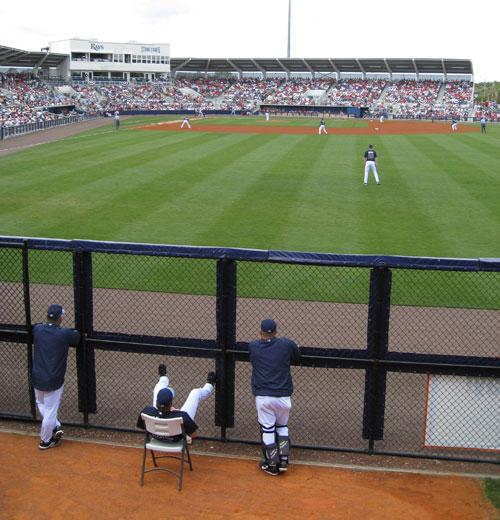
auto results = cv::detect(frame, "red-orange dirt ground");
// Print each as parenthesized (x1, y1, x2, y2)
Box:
(133, 120, 480, 135)
(0, 432, 497, 520)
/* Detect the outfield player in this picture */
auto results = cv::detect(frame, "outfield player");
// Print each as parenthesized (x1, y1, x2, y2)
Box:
(114, 111, 120, 130)
(137, 364, 216, 442)
(451, 119, 458, 131)
(249, 319, 301, 476)
(181, 116, 191, 129)
(32, 305, 80, 450)
(363, 144, 380, 185)
(318, 118, 327, 135)
(481, 116, 487, 133)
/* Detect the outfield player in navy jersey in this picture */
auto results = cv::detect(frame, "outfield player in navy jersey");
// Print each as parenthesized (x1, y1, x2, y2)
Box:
(249, 319, 301, 476)
(363, 144, 380, 185)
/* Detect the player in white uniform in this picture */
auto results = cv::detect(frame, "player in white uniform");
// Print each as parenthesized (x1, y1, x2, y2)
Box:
(363, 144, 380, 185)
(379, 114, 384, 123)
(181, 116, 191, 129)
(318, 118, 327, 135)
(451, 119, 458, 131)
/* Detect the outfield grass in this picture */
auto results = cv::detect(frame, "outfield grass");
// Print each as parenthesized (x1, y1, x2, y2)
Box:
(484, 478, 500, 513)
(0, 116, 499, 304)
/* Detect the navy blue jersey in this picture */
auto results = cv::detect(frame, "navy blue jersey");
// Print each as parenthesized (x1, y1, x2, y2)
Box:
(32, 323, 80, 391)
(137, 406, 197, 441)
(248, 336, 301, 397)
(320, 119, 325, 126)
(364, 149, 377, 161)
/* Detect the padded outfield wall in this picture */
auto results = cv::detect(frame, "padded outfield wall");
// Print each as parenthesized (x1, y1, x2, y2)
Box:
(0, 236, 499, 464)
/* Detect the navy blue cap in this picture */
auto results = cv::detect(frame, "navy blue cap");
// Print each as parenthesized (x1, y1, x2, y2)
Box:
(47, 304, 64, 320)
(261, 318, 277, 334)
(156, 388, 175, 407)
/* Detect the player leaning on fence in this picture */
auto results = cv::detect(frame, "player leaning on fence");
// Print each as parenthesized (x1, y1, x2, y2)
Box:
(32, 305, 80, 450)
(249, 319, 301, 476)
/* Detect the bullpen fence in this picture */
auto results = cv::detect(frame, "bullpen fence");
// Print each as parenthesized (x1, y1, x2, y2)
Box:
(0, 236, 499, 464)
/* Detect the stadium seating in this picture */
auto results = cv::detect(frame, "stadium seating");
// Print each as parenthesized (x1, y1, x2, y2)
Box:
(0, 72, 485, 127)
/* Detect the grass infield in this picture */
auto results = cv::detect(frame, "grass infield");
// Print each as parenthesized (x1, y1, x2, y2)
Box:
(0, 116, 499, 305)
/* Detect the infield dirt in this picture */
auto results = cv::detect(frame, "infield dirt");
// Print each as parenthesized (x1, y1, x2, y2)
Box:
(132, 120, 480, 135)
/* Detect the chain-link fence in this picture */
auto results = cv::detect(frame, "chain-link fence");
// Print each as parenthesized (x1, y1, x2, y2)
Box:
(0, 237, 498, 464)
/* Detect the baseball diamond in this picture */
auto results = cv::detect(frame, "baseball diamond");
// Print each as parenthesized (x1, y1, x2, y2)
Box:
(1, 5, 500, 516)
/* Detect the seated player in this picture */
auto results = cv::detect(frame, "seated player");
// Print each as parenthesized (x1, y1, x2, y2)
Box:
(137, 364, 216, 442)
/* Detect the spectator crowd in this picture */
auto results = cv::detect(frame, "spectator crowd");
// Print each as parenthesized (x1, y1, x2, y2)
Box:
(2, 72, 495, 129)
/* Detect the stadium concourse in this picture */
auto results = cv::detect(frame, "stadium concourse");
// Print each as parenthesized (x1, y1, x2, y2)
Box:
(1, 71, 499, 130)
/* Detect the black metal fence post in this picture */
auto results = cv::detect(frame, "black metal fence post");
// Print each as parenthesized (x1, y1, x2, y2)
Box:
(363, 267, 392, 451)
(22, 240, 37, 419)
(73, 250, 96, 426)
(215, 259, 237, 439)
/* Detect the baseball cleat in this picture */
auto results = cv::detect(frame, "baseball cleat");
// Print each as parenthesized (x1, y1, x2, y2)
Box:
(52, 426, 64, 441)
(206, 371, 216, 386)
(278, 461, 288, 473)
(39, 437, 62, 450)
(158, 364, 167, 377)
(259, 460, 279, 476)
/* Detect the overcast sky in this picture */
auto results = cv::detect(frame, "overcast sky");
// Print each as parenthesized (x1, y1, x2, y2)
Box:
(1, 0, 498, 81)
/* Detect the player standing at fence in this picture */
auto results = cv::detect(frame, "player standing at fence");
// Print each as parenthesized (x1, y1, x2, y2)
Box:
(181, 116, 191, 129)
(249, 319, 301, 476)
(318, 117, 328, 135)
(363, 144, 380, 185)
(32, 305, 80, 450)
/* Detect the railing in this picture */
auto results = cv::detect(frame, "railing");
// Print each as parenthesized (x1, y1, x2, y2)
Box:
(0, 114, 103, 140)
(1, 237, 499, 464)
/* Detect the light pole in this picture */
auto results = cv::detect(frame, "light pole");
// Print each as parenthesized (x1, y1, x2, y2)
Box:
(287, 0, 291, 58)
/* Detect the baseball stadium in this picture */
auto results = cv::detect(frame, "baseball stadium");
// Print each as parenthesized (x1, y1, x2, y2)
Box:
(1, 18, 499, 520)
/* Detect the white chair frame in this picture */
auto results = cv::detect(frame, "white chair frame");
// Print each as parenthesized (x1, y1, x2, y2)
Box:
(140, 414, 193, 491)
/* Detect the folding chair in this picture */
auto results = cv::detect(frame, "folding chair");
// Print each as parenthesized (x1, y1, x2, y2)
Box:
(140, 414, 193, 491)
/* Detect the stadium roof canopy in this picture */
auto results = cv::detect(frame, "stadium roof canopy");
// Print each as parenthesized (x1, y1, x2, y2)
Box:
(0, 45, 68, 69)
(0, 44, 473, 78)
(170, 57, 473, 77)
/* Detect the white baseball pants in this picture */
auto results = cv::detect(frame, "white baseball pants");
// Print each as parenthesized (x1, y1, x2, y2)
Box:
(35, 386, 64, 443)
(256, 396, 291, 445)
(364, 161, 380, 184)
(153, 376, 213, 421)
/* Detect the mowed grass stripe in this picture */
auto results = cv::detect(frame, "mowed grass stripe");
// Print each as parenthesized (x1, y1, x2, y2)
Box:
(117, 132, 284, 244)
(406, 134, 500, 257)
(0, 131, 237, 236)
(190, 134, 332, 249)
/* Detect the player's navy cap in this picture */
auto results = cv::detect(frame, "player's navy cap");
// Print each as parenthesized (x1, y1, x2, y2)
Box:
(47, 304, 64, 320)
(368, 144, 373, 148)
(261, 318, 277, 334)
(156, 388, 175, 407)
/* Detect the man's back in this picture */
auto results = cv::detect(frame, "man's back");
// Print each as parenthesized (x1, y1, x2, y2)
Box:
(32, 323, 80, 391)
(249, 336, 300, 396)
